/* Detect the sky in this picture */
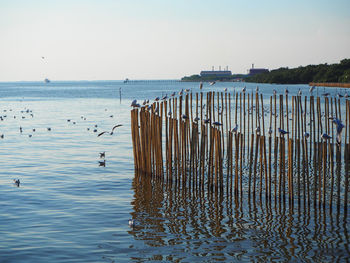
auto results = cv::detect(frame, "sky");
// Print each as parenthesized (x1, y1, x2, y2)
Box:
(0, 0, 349, 81)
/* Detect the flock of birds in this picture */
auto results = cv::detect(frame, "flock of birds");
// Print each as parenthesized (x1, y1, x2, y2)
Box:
(1, 106, 123, 188)
(130, 85, 347, 145)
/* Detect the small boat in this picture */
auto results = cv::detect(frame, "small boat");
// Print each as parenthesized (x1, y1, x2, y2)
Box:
(44, 78, 50, 83)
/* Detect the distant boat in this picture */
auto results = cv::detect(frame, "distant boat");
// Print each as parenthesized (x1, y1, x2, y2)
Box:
(124, 78, 129, 83)
(44, 78, 50, 83)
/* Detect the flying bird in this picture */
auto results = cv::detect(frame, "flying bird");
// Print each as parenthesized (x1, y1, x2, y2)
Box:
(99, 152, 105, 158)
(97, 124, 123, 136)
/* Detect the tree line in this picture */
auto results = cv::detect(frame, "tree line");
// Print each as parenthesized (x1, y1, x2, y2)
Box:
(246, 59, 350, 84)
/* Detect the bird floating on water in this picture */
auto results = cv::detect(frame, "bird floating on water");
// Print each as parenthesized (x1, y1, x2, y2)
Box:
(13, 179, 20, 187)
(98, 160, 106, 167)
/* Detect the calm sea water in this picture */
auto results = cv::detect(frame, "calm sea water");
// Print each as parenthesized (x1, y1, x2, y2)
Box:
(0, 80, 349, 262)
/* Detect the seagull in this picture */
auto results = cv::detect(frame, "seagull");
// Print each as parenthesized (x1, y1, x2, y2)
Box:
(203, 118, 210, 124)
(331, 118, 344, 144)
(309, 86, 315, 93)
(256, 86, 259, 92)
(179, 89, 183, 95)
(304, 132, 310, 139)
(167, 109, 172, 117)
(199, 82, 203, 89)
(142, 100, 147, 106)
(285, 88, 289, 95)
(255, 126, 260, 134)
(298, 89, 302, 96)
(242, 87, 246, 93)
(232, 124, 238, 133)
(212, 121, 222, 126)
(98, 160, 106, 167)
(155, 97, 160, 101)
(99, 152, 105, 158)
(278, 128, 289, 135)
(182, 114, 188, 119)
(171, 92, 176, 97)
(321, 133, 332, 141)
(131, 99, 138, 107)
(162, 94, 168, 100)
(128, 219, 135, 227)
(194, 116, 200, 122)
(224, 88, 227, 92)
(13, 179, 20, 187)
(110, 124, 123, 135)
(97, 124, 123, 136)
(210, 81, 216, 86)
(268, 127, 273, 135)
(184, 89, 190, 93)
(322, 93, 330, 97)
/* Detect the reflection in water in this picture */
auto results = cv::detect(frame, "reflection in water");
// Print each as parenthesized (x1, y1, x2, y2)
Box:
(129, 143, 350, 262)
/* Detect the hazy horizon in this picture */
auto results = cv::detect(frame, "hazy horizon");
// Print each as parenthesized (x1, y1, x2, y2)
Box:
(1, 0, 349, 81)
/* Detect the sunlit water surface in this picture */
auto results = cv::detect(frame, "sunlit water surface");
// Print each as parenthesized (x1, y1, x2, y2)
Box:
(0, 81, 349, 262)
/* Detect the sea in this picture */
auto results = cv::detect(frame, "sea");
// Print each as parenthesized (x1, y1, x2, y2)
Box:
(0, 80, 349, 262)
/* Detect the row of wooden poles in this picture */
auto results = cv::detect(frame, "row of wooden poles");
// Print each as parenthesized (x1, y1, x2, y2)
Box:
(131, 91, 350, 210)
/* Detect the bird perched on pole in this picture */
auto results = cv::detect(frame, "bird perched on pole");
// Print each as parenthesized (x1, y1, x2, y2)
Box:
(321, 133, 332, 141)
(330, 117, 344, 145)
(278, 128, 289, 135)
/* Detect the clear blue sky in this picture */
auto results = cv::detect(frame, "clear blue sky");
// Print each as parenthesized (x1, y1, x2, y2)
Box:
(0, 0, 349, 81)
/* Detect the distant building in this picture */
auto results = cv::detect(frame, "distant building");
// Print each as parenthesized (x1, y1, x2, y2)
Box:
(200, 66, 232, 77)
(248, 64, 269, 75)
